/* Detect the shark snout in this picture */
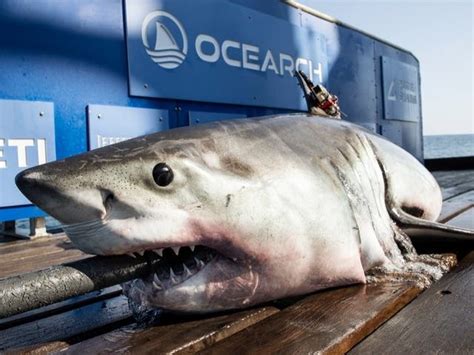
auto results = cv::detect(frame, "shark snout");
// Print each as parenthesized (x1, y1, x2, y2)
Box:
(15, 168, 107, 224)
(16, 169, 56, 205)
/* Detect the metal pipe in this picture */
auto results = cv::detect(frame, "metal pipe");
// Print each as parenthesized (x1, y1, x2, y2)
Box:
(0, 254, 159, 319)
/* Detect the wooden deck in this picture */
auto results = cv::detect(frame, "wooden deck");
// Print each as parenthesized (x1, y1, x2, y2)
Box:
(0, 169, 473, 354)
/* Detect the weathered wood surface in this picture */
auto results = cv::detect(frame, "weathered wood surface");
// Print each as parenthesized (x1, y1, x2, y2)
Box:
(433, 169, 474, 200)
(0, 235, 88, 278)
(350, 251, 474, 354)
(200, 284, 421, 354)
(351, 202, 474, 353)
(433, 169, 474, 190)
(0, 286, 121, 331)
(0, 295, 133, 351)
(447, 206, 474, 230)
(60, 307, 279, 354)
(438, 190, 474, 222)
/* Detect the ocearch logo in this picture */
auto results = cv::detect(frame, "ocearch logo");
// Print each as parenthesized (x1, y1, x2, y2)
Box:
(141, 10, 323, 82)
(141, 11, 188, 69)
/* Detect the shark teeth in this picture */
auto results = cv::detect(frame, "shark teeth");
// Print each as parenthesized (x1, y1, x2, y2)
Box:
(131, 245, 198, 259)
(152, 274, 163, 290)
(169, 268, 179, 284)
(141, 245, 218, 291)
(183, 264, 193, 278)
(123, 246, 219, 290)
(195, 257, 205, 269)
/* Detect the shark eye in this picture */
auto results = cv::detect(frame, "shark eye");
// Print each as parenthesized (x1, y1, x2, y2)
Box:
(152, 163, 174, 187)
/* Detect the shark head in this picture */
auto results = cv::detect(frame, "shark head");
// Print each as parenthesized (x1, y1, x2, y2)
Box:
(16, 120, 353, 312)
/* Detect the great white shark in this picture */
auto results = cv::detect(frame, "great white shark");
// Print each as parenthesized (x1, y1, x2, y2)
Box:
(15, 114, 473, 313)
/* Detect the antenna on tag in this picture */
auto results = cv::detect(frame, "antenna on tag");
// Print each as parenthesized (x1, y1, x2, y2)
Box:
(294, 70, 343, 119)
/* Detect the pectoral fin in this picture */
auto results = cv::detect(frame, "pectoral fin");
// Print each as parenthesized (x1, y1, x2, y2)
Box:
(391, 207, 474, 242)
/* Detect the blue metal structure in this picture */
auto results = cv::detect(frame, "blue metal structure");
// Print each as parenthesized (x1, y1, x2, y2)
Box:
(0, 0, 422, 221)
(87, 105, 169, 150)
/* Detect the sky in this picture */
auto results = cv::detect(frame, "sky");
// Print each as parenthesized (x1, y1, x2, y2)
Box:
(304, 0, 473, 136)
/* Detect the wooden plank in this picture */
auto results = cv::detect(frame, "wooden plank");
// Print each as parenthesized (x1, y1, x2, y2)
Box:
(433, 169, 474, 190)
(446, 206, 474, 230)
(0, 234, 90, 279)
(19, 341, 70, 354)
(441, 180, 474, 201)
(0, 234, 89, 278)
(57, 307, 279, 354)
(0, 245, 83, 267)
(0, 295, 133, 351)
(434, 168, 474, 201)
(0, 286, 122, 330)
(350, 251, 474, 354)
(0, 234, 69, 254)
(0, 250, 88, 279)
(0, 240, 74, 260)
(200, 284, 421, 354)
(438, 190, 474, 222)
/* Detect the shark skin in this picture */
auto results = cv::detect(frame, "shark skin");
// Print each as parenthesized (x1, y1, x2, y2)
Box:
(15, 114, 470, 313)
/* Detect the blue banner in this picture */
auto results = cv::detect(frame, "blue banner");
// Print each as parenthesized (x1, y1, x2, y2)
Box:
(0, 100, 56, 207)
(87, 105, 169, 150)
(125, 0, 328, 110)
(382, 56, 420, 122)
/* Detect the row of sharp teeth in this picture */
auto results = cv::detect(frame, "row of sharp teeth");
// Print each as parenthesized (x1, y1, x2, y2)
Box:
(151, 261, 205, 290)
(127, 245, 196, 258)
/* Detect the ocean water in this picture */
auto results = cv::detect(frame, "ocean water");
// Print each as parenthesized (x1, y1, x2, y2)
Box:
(424, 134, 474, 159)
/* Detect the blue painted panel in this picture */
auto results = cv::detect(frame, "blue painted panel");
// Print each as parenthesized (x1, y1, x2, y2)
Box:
(0, 99, 56, 208)
(375, 42, 422, 160)
(0, 205, 45, 222)
(188, 111, 246, 125)
(357, 122, 377, 133)
(382, 120, 421, 156)
(125, 0, 328, 110)
(324, 27, 377, 126)
(381, 56, 420, 122)
(87, 105, 169, 150)
(0, 0, 424, 220)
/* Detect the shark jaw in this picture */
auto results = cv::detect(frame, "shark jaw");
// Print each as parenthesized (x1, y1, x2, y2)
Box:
(60, 214, 271, 313)
(15, 156, 322, 313)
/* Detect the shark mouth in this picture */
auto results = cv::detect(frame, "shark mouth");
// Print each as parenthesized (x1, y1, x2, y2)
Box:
(63, 220, 237, 292)
(135, 246, 218, 291)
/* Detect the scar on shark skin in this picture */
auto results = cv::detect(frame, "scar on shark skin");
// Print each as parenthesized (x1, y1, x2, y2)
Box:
(221, 156, 254, 177)
(226, 194, 232, 207)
